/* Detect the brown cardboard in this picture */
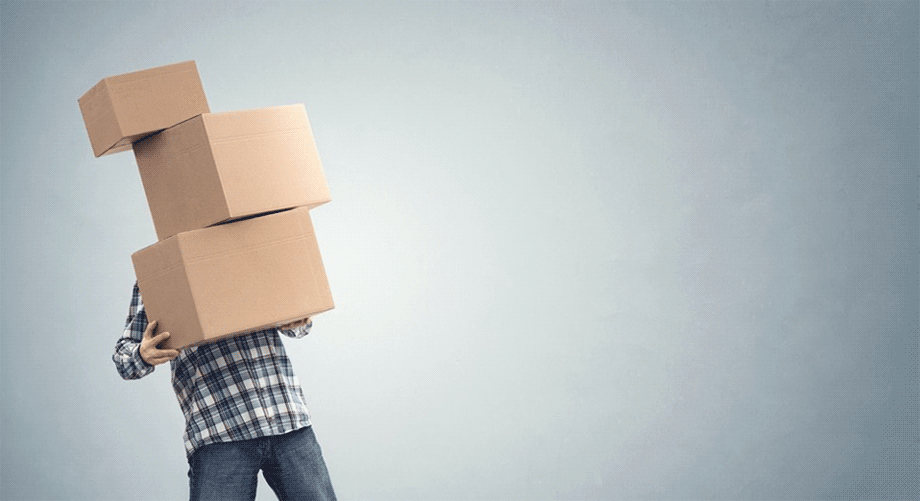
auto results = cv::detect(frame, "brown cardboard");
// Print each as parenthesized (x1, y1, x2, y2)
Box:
(131, 207, 334, 350)
(133, 104, 331, 241)
(78, 61, 210, 157)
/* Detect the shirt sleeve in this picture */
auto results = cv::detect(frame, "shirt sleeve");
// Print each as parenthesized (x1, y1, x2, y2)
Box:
(112, 282, 155, 380)
(278, 317, 312, 339)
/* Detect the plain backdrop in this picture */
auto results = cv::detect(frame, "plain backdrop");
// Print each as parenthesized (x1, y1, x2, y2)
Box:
(1, 1, 917, 500)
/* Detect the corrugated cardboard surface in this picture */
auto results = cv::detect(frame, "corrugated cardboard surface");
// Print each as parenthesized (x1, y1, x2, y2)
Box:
(131, 207, 334, 350)
(134, 116, 230, 242)
(132, 237, 201, 350)
(134, 104, 331, 241)
(78, 60, 210, 157)
(78, 80, 123, 157)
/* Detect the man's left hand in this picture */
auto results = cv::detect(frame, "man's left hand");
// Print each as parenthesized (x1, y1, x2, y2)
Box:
(280, 317, 311, 330)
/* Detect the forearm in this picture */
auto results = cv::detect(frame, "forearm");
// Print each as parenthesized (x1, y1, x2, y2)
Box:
(113, 336, 155, 380)
(113, 283, 156, 380)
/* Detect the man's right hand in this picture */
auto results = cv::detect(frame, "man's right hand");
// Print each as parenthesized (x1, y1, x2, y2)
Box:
(140, 320, 180, 366)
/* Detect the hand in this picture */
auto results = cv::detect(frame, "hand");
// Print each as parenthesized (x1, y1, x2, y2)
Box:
(280, 317, 311, 330)
(140, 320, 179, 366)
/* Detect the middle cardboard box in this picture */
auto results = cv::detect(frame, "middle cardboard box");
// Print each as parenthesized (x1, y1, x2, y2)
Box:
(134, 103, 331, 241)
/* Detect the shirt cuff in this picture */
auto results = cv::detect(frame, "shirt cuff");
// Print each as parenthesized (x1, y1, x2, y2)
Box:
(279, 318, 312, 339)
(133, 344, 156, 377)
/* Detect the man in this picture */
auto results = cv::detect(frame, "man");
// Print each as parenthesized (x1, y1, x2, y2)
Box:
(113, 282, 337, 501)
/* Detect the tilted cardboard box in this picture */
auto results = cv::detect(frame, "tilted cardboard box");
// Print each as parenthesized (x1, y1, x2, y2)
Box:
(78, 61, 210, 157)
(133, 104, 331, 241)
(131, 207, 334, 350)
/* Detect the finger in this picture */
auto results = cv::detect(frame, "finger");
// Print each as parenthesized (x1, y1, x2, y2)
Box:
(150, 331, 171, 345)
(148, 356, 174, 366)
(286, 317, 311, 329)
(150, 348, 180, 359)
(143, 320, 158, 339)
(148, 349, 179, 362)
(150, 355, 178, 364)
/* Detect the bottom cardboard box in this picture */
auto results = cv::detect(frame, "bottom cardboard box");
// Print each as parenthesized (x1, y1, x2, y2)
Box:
(132, 206, 334, 350)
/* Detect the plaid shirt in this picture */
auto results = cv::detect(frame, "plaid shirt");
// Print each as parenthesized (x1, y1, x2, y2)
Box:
(113, 282, 313, 460)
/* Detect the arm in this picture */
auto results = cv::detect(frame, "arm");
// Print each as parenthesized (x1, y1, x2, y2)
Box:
(112, 282, 178, 379)
(278, 317, 313, 339)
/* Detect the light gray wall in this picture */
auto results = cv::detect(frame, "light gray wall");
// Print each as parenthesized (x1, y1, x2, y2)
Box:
(1, 1, 917, 500)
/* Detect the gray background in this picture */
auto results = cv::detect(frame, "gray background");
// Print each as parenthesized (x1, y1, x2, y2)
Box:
(1, 1, 917, 500)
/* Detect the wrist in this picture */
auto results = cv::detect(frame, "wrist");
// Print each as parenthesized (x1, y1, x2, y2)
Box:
(137, 345, 153, 367)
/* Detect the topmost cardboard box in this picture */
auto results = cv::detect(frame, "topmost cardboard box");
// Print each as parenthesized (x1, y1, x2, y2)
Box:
(78, 61, 210, 157)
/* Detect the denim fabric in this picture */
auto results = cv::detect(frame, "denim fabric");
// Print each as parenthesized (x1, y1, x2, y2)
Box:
(188, 426, 336, 501)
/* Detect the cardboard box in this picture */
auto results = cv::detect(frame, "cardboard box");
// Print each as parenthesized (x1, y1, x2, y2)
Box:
(78, 61, 210, 157)
(131, 207, 334, 350)
(133, 104, 331, 241)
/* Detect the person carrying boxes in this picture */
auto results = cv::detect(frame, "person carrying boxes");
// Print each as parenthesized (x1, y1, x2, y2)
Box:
(80, 61, 337, 501)
(114, 284, 336, 501)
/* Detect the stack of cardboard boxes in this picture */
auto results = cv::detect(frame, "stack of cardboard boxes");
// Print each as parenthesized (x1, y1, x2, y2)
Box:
(79, 61, 334, 350)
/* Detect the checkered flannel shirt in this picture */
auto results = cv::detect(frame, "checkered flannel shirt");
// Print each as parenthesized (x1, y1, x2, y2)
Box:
(113, 282, 314, 461)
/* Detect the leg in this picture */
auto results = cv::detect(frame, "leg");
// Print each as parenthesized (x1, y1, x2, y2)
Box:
(188, 438, 263, 501)
(262, 426, 337, 501)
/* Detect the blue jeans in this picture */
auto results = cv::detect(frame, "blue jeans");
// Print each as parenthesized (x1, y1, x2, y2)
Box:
(188, 426, 336, 501)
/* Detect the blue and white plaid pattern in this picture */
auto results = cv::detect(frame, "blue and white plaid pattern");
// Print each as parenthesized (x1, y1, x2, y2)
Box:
(113, 282, 313, 460)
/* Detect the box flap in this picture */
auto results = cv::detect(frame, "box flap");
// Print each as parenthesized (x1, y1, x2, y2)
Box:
(202, 104, 309, 141)
(108, 60, 210, 137)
